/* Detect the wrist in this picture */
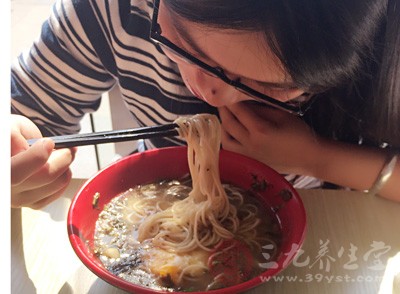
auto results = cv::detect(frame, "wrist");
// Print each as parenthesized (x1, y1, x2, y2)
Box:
(305, 139, 391, 192)
(299, 137, 333, 179)
(364, 153, 399, 196)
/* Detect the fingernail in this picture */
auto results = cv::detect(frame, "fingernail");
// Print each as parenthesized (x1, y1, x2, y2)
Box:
(41, 138, 55, 154)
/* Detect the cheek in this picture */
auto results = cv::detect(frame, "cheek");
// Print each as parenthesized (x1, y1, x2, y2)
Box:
(176, 65, 248, 106)
(267, 89, 306, 102)
(176, 64, 199, 91)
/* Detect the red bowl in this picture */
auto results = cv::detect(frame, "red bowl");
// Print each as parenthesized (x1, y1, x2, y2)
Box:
(67, 146, 306, 293)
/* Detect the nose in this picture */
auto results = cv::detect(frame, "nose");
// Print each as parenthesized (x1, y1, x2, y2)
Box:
(192, 70, 244, 107)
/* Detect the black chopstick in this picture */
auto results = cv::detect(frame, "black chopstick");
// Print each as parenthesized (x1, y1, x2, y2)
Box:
(27, 123, 179, 148)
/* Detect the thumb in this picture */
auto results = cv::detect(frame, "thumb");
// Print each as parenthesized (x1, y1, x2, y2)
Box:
(11, 138, 55, 185)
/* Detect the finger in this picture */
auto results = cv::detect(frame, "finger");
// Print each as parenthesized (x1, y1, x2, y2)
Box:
(230, 103, 294, 138)
(225, 102, 259, 127)
(70, 147, 78, 161)
(28, 185, 68, 210)
(220, 127, 242, 152)
(11, 128, 29, 156)
(218, 106, 249, 142)
(248, 103, 290, 124)
(223, 103, 269, 135)
(18, 147, 76, 191)
(11, 115, 43, 156)
(12, 169, 72, 209)
(219, 107, 246, 151)
(28, 169, 72, 210)
(11, 138, 55, 185)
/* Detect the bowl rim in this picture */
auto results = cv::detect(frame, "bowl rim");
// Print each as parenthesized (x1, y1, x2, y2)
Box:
(67, 146, 307, 294)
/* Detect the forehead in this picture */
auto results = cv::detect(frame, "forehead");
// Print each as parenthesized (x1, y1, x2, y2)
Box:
(158, 1, 291, 84)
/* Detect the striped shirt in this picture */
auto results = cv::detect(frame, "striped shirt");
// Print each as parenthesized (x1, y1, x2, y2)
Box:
(11, 0, 323, 189)
(11, 0, 216, 149)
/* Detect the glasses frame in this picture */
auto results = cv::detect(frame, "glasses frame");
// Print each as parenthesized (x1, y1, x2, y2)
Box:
(150, 0, 313, 116)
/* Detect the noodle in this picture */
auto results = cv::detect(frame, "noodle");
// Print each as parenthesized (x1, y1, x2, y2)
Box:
(137, 114, 241, 252)
(94, 114, 281, 291)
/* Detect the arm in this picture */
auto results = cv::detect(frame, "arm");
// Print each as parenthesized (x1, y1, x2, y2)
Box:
(11, 0, 115, 136)
(314, 139, 399, 201)
(11, 0, 114, 208)
(218, 103, 399, 201)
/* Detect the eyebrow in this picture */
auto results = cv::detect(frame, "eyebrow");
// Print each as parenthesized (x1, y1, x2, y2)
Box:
(171, 18, 298, 90)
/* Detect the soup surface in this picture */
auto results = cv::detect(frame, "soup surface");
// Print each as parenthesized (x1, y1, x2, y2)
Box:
(93, 178, 281, 291)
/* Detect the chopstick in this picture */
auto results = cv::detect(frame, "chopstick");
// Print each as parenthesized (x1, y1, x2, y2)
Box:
(27, 123, 179, 148)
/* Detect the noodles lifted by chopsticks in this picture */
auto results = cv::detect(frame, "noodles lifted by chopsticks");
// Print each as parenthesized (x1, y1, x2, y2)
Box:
(137, 114, 243, 253)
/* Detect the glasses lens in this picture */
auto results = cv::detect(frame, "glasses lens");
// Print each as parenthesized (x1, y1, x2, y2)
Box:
(154, 40, 222, 78)
(155, 41, 186, 60)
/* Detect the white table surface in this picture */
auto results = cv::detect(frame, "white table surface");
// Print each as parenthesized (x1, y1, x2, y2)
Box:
(11, 178, 400, 294)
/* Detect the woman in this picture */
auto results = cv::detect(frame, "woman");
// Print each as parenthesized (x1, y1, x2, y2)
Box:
(11, 0, 400, 207)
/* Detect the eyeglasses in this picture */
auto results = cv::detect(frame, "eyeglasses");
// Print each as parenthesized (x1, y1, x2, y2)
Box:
(150, 0, 314, 116)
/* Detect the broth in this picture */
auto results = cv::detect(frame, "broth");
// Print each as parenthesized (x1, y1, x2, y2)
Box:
(93, 178, 281, 291)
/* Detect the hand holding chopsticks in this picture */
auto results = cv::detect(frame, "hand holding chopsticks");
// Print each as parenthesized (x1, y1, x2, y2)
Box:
(27, 123, 179, 148)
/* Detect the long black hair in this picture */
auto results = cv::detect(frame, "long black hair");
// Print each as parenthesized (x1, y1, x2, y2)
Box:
(164, 0, 400, 148)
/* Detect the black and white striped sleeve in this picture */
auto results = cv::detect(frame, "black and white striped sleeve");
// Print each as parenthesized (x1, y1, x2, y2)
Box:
(11, 0, 116, 136)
